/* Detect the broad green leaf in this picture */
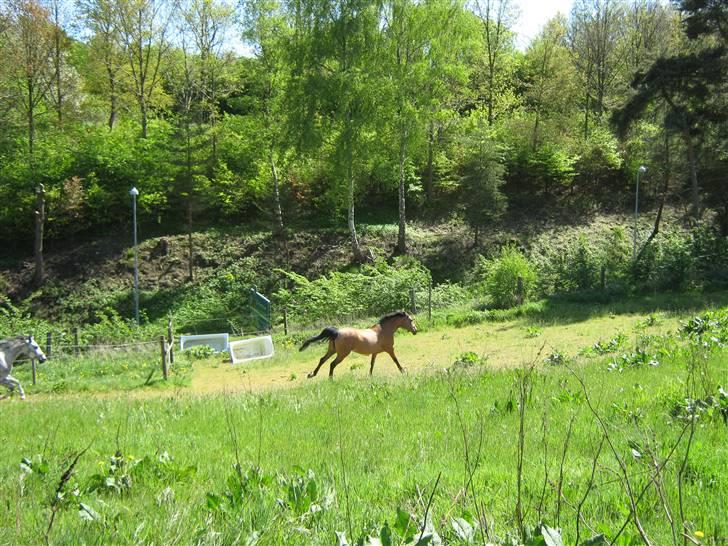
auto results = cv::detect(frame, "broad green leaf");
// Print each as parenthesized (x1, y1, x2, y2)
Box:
(206, 492, 223, 511)
(394, 508, 415, 540)
(380, 522, 393, 546)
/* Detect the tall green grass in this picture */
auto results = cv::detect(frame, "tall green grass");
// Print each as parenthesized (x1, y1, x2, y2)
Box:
(9, 347, 192, 395)
(1, 312, 726, 545)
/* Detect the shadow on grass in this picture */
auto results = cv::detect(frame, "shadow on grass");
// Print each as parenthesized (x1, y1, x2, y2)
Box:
(522, 289, 728, 326)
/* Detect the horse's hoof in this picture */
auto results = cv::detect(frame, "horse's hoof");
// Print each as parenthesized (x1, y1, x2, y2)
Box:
(307, 372, 315, 379)
(400, 368, 408, 374)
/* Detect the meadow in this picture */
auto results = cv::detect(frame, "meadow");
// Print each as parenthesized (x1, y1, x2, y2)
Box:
(1, 296, 727, 545)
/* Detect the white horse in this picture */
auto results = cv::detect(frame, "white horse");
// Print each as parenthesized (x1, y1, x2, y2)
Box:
(0, 336, 47, 400)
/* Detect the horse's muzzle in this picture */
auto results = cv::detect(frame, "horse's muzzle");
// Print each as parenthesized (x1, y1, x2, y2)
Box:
(39, 356, 47, 363)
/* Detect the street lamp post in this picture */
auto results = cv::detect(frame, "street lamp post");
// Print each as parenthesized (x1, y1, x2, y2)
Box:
(633, 166, 647, 260)
(130, 187, 140, 324)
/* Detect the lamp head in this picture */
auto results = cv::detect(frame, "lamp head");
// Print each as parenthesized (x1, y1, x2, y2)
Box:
(129, 187, 139, 197)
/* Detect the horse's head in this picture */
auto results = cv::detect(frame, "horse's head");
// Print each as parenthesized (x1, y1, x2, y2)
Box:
(402, 313, 417, 335)
(23, 335, 47, 363)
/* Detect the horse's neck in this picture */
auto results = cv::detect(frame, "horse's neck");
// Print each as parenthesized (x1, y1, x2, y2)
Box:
(0, 344, 23, 370)
(3, 343, 25, 365)
(378, 321, 399, 337)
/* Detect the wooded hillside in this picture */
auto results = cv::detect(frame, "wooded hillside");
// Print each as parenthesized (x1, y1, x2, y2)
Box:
(0, 0, 725, 276)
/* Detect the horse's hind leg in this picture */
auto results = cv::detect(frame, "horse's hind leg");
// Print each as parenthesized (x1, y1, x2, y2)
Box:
(328, 351, 350, 378)
(307, 342, 335, 379)
(386, 350, 406, 374)
(369, 354, 377, 376)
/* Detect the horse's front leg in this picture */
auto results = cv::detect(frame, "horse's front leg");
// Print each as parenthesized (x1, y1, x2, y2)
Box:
(2, 375, 25, 400)
(386, 349, 406, 374)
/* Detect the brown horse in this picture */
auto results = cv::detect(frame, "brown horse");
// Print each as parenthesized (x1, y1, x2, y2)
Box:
(300, 311, 417, 378)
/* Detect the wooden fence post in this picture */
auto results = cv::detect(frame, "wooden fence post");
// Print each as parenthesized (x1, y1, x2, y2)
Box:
(31, 331, 36, 385)
(167, 317, 174, 365)
(74, 327, 80, 357)
(160, 336, 168, 381)
(283, 308, 289, 336)
(428, 280, 432, 322)
(45, 332, 52, 360)
(516, 276, 524, 305)
(409, 287, 417, 314)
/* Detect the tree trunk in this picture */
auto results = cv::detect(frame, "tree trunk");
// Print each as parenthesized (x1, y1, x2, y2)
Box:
(27, 80, 35, 157)
(54, 15, 62, 124)
(140, 97, 148, 138)
(187, 200, 194, 283)
(636, 132, 670, 263)
(583, 92, 590, 141)
(209, 60, 218, 167)
(33, 185, 45, 287)
(396, 130, 408, 254)
(346, 151, 363, 262)
(685, 128, 699, 220)
(108, 71, 118, 130)
(345, 107, 363, 262)
(185, 118, 194, 282)
(348, 161, 362, 262)
(270, 146, 285, 236)
(425, 120, 435, 200)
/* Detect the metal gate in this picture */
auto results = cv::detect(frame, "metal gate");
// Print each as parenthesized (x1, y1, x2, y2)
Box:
(249, 286, 271, 332)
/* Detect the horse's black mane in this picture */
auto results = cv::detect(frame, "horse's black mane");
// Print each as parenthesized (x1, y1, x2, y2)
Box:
(378, 311, 408, 325)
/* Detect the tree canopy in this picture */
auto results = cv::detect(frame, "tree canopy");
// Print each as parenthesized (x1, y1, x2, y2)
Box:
(0, 0, 724, 264)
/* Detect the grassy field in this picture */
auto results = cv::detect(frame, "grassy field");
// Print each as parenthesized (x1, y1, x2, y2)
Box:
(1, 296, 727, 545)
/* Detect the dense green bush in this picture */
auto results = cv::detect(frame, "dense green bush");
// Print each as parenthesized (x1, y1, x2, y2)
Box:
(530, 227, 631, 296)
(634, 225, 728, 291)
(415, 282, 471, 311)
(471, 246, 537, 309)
(274, 258, 431, 324)
(506, 143, 577, 197)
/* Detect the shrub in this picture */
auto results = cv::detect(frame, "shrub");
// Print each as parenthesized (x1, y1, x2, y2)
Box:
(482, 246, 537, 309)
(274, 258, 432, 324)
(446, 309, 490, 327)
(633, 225, 728, 292)
(183, 345, 217, 361)
(531, 232, 620, 295)
(451, 351, 487, 370)
(458, 136, 507, 243)
(415, 282, 471, 311)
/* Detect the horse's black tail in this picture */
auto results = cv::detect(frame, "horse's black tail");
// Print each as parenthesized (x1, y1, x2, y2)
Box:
(299, 327, 339, 351)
